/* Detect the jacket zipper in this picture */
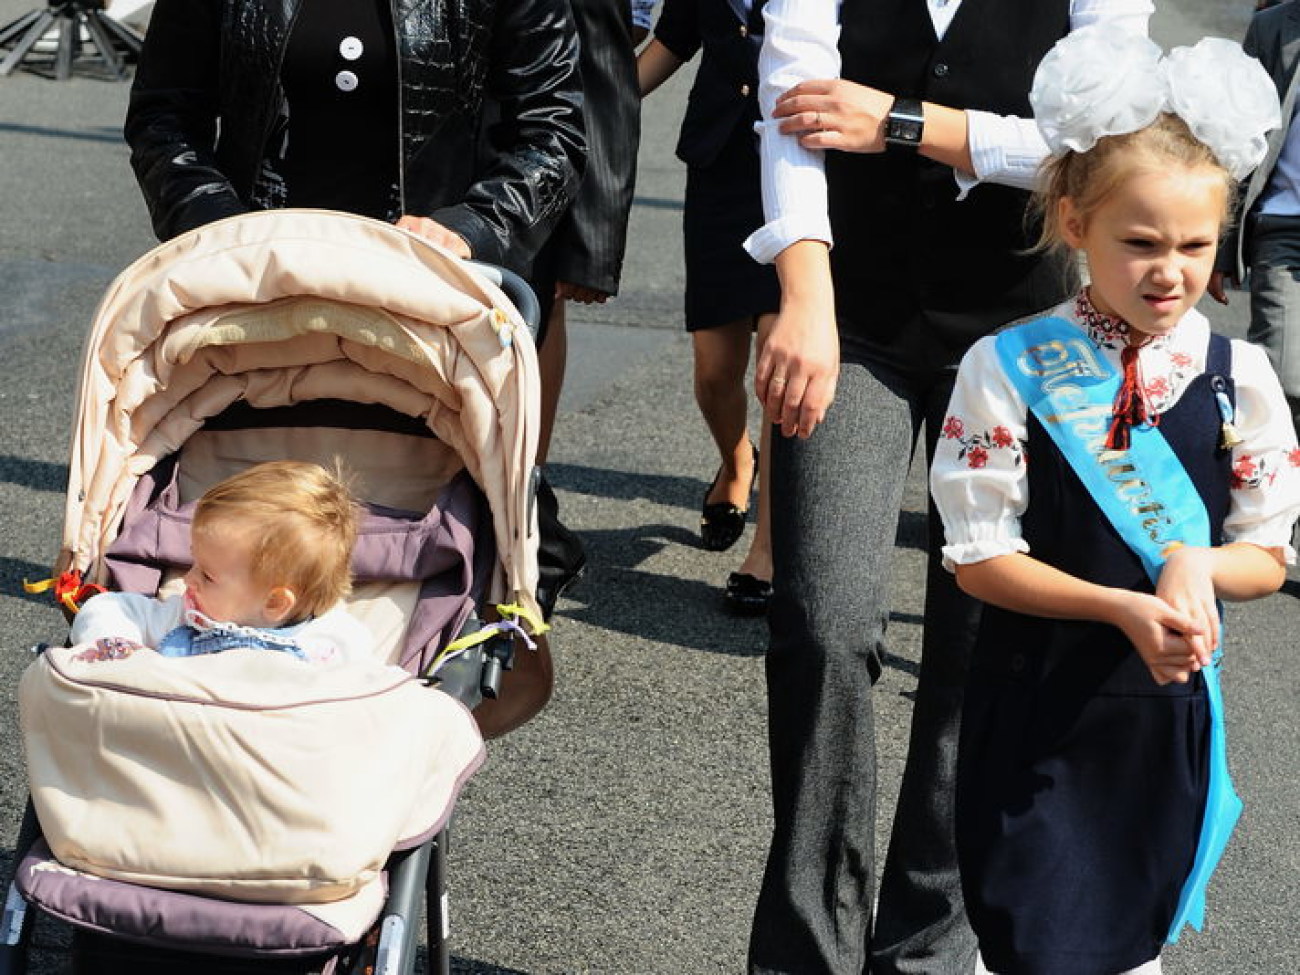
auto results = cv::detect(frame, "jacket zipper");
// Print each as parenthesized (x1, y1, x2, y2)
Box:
(391, 0, 406, 215)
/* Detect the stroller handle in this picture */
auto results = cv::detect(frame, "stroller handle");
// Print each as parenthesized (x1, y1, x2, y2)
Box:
(466, 262, 542, 339)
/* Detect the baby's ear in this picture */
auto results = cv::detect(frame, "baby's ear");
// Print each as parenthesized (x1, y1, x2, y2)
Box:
(264, 586, 298, 625)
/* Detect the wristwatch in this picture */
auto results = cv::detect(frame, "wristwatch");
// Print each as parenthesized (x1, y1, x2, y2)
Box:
(884, 97, 925, 151)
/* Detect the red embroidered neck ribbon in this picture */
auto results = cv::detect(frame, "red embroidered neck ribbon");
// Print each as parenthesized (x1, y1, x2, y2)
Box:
(1074, 291, 1159, 451)
(1104, 343, 1156, 450)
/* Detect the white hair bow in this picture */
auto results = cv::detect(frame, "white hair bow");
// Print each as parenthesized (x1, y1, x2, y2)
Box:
(1029, 23, 1282, 180)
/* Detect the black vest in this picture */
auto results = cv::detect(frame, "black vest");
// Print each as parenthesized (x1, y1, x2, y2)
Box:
(830, 0, 1073, 366)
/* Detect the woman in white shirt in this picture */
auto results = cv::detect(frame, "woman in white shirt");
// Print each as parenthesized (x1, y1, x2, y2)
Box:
(742, 3, 1155, 975)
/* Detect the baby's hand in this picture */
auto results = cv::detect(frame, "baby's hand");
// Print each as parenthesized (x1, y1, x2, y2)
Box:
(1108, 590, 1206, 686)
(1155, 546, 1220, 667)
(74, 637, 143, 662)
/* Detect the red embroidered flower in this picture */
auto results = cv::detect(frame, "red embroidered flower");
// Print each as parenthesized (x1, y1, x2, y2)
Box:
(1289, 447, 1300, 468)
(968, 446, 989, 469)
(1234, 455, 1257, 479)
(1171, 352, 1194, 368)
(991, 425, 1015, 448)
(942, 415, 964, 439)
(1144, 377, 1169, 400)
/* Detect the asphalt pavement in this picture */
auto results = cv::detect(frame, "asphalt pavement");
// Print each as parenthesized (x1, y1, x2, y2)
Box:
(0, 2, 1296, 973)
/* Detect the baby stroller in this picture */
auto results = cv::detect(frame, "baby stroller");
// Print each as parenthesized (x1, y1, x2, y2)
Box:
(0, 209, 547, 975)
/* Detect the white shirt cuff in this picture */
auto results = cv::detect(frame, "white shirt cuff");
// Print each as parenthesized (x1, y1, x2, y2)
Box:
(744, 213, 833, 265)
(957, 109, 1052, 198)
(940, 536, 1030, 573)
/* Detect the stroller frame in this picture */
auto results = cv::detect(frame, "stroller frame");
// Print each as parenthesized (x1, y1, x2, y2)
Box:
(0, 239, 542, 975)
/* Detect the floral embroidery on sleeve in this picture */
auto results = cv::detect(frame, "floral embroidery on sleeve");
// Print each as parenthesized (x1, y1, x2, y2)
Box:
(1230, 452, 1293, 490)
(942, 415, 1026, 469)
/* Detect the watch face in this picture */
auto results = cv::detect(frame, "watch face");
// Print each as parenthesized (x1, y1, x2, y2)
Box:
(889, 118, 923, 144)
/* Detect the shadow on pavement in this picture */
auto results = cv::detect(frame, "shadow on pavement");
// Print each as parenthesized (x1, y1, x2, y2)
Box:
(546, 460, 699, 511)
(546, 461, 930, 553)
(451, 959, 531, 975)
(0, 455, 67, 492)
(1, 557, 65, 608)
(0, 122, 124, 144)
(556, 524, 768, 658)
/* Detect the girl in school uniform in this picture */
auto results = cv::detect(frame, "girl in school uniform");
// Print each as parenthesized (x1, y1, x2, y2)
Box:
(930, 26, 1300, 975)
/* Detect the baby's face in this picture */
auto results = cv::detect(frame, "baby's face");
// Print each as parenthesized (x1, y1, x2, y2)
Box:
(184, 524, 274, 627)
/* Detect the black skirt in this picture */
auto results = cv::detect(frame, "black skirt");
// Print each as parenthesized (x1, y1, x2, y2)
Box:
(682, 122, 781, 331)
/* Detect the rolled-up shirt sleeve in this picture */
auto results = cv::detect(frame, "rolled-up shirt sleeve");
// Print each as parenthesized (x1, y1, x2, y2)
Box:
(743, 0, 839, 264)
(930, 336, 1034, 570)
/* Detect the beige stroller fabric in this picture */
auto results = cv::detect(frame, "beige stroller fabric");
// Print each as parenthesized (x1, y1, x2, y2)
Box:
(21, 644, 484, 910)
(59, 208, 542, 619)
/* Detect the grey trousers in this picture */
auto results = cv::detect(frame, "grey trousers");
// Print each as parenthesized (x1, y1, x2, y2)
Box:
(748, 353, 981, 975)
(1248, 213, 1300, 436)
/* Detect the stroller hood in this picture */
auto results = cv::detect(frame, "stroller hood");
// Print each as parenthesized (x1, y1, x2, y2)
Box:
(59, 209, 541, 618)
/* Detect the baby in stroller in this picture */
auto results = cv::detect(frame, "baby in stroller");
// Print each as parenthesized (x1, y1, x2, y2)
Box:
(2, 208, 550, 975)
(72, 460, 370, 666)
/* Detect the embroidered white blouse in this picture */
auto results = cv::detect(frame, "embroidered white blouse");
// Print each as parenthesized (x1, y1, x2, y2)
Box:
(930, 294, 1300, 571)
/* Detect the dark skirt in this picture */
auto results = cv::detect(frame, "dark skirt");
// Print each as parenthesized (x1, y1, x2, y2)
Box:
(957, 645, 1208, 975)
(683, 122, 781, 331)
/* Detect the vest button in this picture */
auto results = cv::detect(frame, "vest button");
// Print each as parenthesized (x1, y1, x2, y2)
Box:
(1009, 653, 1026, 673)
(933, 62, 950, 78)
(740, 83, 751, 97)
(740, 24, 748, 36)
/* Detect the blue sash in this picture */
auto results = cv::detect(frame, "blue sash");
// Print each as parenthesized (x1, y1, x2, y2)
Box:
(993, 315, 1241, 944)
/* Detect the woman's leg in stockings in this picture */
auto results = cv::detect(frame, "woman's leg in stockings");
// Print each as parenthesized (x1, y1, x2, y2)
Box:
(736, 313, 778, 582)
(693, 319, 759, 510)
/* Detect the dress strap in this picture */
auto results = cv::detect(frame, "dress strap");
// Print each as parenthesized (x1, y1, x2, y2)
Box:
(1205, 330, 1233, 380)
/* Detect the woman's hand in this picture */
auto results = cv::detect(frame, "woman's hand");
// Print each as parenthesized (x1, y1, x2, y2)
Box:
(556, 281, 610, 305)
(1207, 270, 1235, 305)
(773, 79, 894, 153)
(396, 215, 472, 259)
(756, 241, 839, 439)
(1107, 589, 1207, 685)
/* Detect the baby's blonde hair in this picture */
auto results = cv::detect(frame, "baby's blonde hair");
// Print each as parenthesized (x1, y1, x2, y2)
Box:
(1034, 112, 1234, 254)
(192, 460, 360, 621)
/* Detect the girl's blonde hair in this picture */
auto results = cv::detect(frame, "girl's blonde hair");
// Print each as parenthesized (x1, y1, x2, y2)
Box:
(193, 460, 360, 621)
(1033, 112, 1234, 254)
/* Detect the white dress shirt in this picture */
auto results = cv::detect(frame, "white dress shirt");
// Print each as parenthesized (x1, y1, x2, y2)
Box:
(744, 0, 1155, 263)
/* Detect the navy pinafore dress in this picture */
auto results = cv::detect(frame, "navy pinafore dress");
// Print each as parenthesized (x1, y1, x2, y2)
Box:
(956, 334, 1235, 975)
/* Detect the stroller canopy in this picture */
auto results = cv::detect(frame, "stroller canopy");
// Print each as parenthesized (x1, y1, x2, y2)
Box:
(59, 209, 542, 619)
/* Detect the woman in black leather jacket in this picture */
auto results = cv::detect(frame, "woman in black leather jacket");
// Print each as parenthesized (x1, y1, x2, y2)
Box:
(124, 0, 586, 273)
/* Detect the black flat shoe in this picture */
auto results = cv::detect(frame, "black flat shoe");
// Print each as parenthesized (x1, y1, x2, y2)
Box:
(699, 445, 757, 552)
(725, 572, 771, 616)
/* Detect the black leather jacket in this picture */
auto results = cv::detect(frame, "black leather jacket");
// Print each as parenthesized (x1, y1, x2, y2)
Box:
(124, 0, 586, 272)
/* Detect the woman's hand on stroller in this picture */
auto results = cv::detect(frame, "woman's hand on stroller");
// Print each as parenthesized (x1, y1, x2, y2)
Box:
(397, 215, 472, 259)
